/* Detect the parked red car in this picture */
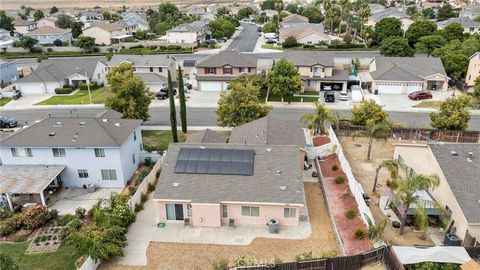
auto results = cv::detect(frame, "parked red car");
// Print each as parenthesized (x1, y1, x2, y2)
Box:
(408, 91, 432, 100)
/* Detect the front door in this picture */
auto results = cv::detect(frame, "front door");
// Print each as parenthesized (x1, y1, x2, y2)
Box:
(166, 204, 184, 221)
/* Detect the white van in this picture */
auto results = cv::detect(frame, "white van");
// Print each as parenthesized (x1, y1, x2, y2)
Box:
(264, 32, 277, 39)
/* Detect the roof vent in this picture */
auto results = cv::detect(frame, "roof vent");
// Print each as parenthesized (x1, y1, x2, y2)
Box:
(49, 132, 55, 137)
(172, 182, 180, 187)
(53, 121, 62, 127)
(266, 148, 272, 152)
(450, 151, 458, 157)
(275, 170, 282, 175)
(200, 146, 206, 149)
(114, 123, 122, 127)
(468, 152, 474, 161)
(280, 186, 287, 191)
(102, 119, 109, 123)
(74, 132, 79, 139)
(79, 121, 86, 127)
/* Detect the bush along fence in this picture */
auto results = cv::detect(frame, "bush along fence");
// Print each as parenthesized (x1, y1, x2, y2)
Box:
(237, 245, 404, 270)
(128, 155, 164, 211)
(333, 124, 480, 143)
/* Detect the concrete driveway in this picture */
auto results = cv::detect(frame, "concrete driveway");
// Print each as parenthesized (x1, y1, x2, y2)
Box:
(48, 187, 122, 215)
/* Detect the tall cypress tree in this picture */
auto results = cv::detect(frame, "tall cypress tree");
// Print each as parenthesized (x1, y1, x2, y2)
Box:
(178, 66, 187, 133)
(168, 70, 178, 143)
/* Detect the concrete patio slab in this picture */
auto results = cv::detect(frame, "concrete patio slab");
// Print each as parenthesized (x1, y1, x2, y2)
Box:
(48, 187, 122, 215)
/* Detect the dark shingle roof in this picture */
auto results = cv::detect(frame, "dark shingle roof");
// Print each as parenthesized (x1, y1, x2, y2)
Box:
(185, 129, 227, 144)
(197, 51, 257, 68)
(108, 54, 175, 67)
(0, 117, 142, 148)
(371, 56, 447, 81)
(282, 51, 334, 67)
(229, 115, 306, 148)
(429, 143, 480, 224)
(153, 143, 305, 205)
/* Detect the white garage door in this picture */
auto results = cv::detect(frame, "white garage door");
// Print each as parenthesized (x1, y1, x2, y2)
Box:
(406, 84, 420, 93)
(17, 84, 45, 95)
(200, 81, 223, 91)
(377, 84, 402, 94)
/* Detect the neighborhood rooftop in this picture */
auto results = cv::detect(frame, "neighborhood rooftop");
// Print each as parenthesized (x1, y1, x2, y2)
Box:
(282, 51, 334, 67)
(370, 56, 447, 81)
(108, 54, 175, 67)
(185, 129, 227, 144)
(429, 143, 480, 224)
(197, 51, 257, 67)
(154, 143, 305, 205)
(0, 165, 65, 194)
(0, 117, 142, 148)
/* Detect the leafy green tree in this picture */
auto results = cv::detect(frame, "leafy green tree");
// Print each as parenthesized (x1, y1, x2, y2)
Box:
(261, 0, 276, 10)
(421, 8, 435, 19)
(430, 95, 472, 130)
(324, 5, 341, 34)
(149, 3, 196, 34)
(443, 53, 469, 78)
(167, 70, 178, 142)
(237, 7, 255, 20)
(405, 20, 437, 46)
(350, 99, 389, 126)
(286, 3, 298, 13)
(263, 21, 278, 33)
(437, 3, 457, 21)
(18, 36, 38, 51)
(343, 32, 352, 44)
(216, 80, 271, 127)
(178, 67, 187, 133)
(56, 14, 74, 29)
(266, 58, 302, 101)
(440, 22, 464, 42)
(105, 63, 154, 121)
(355, 3, 372, 35)
(368, 219, 387, 244)
(209, 17, 235, 39)
(282, 35, 298, 48)
(90, 194, 135, 228)
(379, 37, 414, 57)
(0, 253, 18, 270)
(301, 102, 335, 134)
(71, 22, 83, 38)
(216, 6, 230, 17)
(414, 35, 447, 56)
(302, 6, 324, 23)
(372, 17, 403, 45)
(474, 77, 480, 100)
(134, 29, 147, 40)
(0, 11, 15, 31)
(50, 6, 59, 14)
(73, 36, 95, 51)
(274, 0, 284, 25)
(353, 119, 392, 160)
(33, 10, 44, 21)
(406, 6, 419, 19)
(475, 15, 480, 23)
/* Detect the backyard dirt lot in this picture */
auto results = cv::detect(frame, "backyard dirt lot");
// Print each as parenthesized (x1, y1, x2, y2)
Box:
(100, 182, 339, 270)
(338, 136, 433, 246)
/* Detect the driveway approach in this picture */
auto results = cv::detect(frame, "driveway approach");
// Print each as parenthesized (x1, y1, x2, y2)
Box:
(227, 23, 260, 52)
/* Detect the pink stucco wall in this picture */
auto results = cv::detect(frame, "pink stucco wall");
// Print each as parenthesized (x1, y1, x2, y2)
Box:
(191, 204, 221, 227)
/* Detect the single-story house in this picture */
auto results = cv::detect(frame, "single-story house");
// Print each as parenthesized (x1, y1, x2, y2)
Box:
(36, 17, 58, 28)
(25, 26, 72, 45)
(369, 56, 449, 94)
(13, 18, 37, 35)
(366, 7, 413, 31)
(465, 52, 480, 90)
(153, 144, 306, 227)
(279, 23, 332, 45)
(122, 12, 149, 31)
(437, 17, 480, 34)
(14, 57, 106, 95)
(394, 143, 480, 247)
(165, 19, 210, 44)
(281, 14, 309, 27)
(82, 21, 135, 45)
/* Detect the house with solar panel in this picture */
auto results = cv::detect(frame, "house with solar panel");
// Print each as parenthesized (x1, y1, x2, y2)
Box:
(153, 115, 308, 227)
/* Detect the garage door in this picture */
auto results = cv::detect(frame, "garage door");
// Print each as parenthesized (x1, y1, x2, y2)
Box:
(406, 84, 420, 93)
(17, 84, 45, 95)
(377, 84, 402, 94)
(199, 81, 223, 91)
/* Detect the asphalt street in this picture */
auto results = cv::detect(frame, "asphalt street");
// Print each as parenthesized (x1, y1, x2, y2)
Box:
(2, 107, 479, 131)
(227, 23, 260, 52)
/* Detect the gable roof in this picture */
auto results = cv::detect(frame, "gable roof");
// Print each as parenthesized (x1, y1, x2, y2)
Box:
(282, 50, 334, 67)
(437, 17, 480, 28)
(429, 143, 480, 224)
(229, 114, 306, 148)
(26, 26, 70, 35)
(135, 72, 167, 83)
(280, 23, 326, 39)
(15, 57, 104, 83)
(87, 21, 126, 32)
(197, 51, 257, 68)
(185, 129, 227, 144)
(13, 18, 36, 27)
(282, 14, 309, 24)
(0, 116, 142, 148)
(370, 56, 447, 81)
(108, 54, 174, 67)
(370, 7, 409, 22)
(469, 52, 480, 60)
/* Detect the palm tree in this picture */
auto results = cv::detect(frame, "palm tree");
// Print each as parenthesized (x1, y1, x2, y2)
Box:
(353, 119, 392, 161)
(274, 0, 284, 27)
(301, 102, 335, 135)
(338, 0, 350, 34)
(372, 159, 401, 192)
(368, 219, 387, 244)
(356, 4, 371, 40)
(393, 165, 440, 235)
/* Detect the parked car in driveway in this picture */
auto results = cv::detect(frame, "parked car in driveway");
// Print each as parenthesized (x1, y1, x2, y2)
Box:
(408, 91, 432, 100)
(323, 85, 332, 91)
(324, 92, 335, 103)
(339, 90, 349, 101)
(156, 87, 178, 100)
(12, 90, 22, 100)
(0, 116, 18, 128)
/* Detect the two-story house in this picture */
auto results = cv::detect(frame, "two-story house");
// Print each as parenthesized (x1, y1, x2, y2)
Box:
(82, 21, 135, 45)
(196, 51, 257, 91)
(0, 113, 142, 210)
(165, 19, 210, 45)
(107, 54, 177, 92)
(25, 26, 72, 45)
(466, 52, 480, 91)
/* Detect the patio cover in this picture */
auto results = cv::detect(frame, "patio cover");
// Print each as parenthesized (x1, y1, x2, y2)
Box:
(392, 246, 472, 265)
(385, 189, 442, 216)
(111, 34, 133, 39)
(0, 165, 65, 194)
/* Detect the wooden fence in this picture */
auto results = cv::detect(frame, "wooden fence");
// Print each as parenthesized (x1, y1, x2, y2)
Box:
(237, 246, 404, 270)
(465, 246, 480, 261)
(333, 125, 480, 143)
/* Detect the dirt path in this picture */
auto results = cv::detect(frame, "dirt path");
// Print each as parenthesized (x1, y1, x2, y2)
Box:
(100, 182, 338, 269)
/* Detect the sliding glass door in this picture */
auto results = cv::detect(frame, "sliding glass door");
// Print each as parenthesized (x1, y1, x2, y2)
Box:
(166, 204, 184, 221)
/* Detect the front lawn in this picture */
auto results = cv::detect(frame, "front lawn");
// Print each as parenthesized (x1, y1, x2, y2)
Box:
(267, 93, 319, 103)
(141, 130, 186, 152)
(412, 101, 442, 109)
(0, 97, 12, 106)
(36, 87, 111, 105)
(0, 241, 78, 270)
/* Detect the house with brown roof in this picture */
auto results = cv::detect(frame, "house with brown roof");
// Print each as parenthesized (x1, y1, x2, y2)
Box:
(195, 51, 257, 91)
(281, 14, 309, 27)
(36, 17, 58, 28)
(279, 23, 332, 45)
(13, 18, 37, 35)
(25, 26, 72, 45)
(82, 21, 135, 45)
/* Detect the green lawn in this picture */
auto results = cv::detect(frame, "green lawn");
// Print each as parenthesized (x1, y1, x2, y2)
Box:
(0, 241, 78, 270)
(141, 130, 186, 152)
(412, 100, 442, 109)
(267, 93, 318, 103)
(0, 97, 12, 106)
(36, 87, 111, 105)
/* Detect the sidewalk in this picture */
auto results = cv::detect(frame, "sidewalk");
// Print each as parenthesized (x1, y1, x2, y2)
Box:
(193, 26, 243, 55)
(253, 33, 282, 53)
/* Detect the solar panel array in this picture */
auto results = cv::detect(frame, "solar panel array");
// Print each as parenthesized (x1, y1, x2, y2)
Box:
(174, 148, 255, 175)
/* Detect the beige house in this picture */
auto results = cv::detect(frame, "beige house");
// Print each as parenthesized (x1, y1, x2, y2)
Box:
(281, 14, 309, 27)
(279, 23, 332, 45)
(466, 52, 480, 90)
(82, 21, 135, 45)
(13, 18, 37, 35)
(36, 17, 58, 28)
(394, 143, 480, 247)
(437, 17, 480, 34)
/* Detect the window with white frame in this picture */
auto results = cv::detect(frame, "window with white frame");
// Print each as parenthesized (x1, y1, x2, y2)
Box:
(284, 207, 296, 218)
(241, 206, 259, 217)
(101, 169, 117, 180)
(94, 148, 105, 157)
(78, 169, 89, 178)
(206, 67, 215, 74)
(222, 205, 228, 218)
(52, 148, 66, 157)
(11, 148, 33, 157)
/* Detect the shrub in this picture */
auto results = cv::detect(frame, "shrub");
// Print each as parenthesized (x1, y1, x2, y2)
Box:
(47, 48, 53, 52)
(353, 228, 367, 240)
(53, 39, 63, 46)
(212, 258, 229, 270)
(0, 208, 13, 221)
(22, 205, 50, 229)
(67, 218, 82, 231)
(31, 47, 43, 53)
(78, 82, 97, 90)
(327, 43, 365, 49)
(320, 249, 339, 258)
(54, 88, 73, 94)
(148, 182, 156, 192)
(129, 44, 144, 49)
(345, 209, 358, 219)
(92, 47, 100, 53)
(48, 209, 59, 220)
(58, 214, 77, 226)
(294, 251, 314, 262)
(140, 193, 148, 203)
(75, 207, 86, 218)
(283, 36, 299, 48)
(166, 45, 182, 50)
(14, 231, 28, 242)
(134, 203, 143, 213)
(303, 44, 314, 48)
(335, 176, 345, 184)
(331, 164, 339, 171)
(234, 255, 255, 267)
(149, 45, 158, 50)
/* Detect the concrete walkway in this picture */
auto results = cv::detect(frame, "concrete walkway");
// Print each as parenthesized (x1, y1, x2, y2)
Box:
(117, 193, 312, 266)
